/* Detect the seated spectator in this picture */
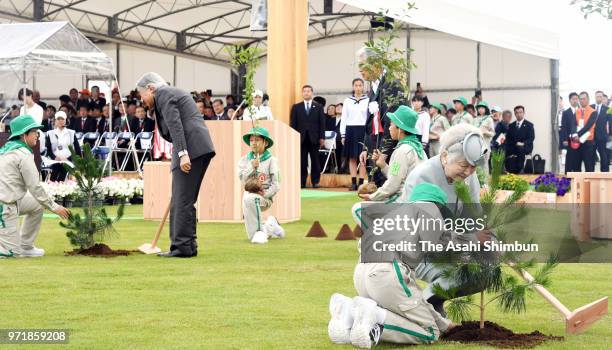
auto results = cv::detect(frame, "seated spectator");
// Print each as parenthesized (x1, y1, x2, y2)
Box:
(99, 105, 111, 133)
(225, 94, 236, 109)
(18, 88, 44, 124)
(76, 89, 91, 110)
(203, 105, 214, 120)
(43, 105, 56, 132)
(68, 88, 79, 108)
(227, 106, 237, 120)
(325, 104, 337, 132)
(59, 94, 71, 108)
(211, 99, 230, 120)
(82, 105, 99, 133)
(68, 105, 88, 132)
(111, 90, 121, 119)
(90, 86, 106, 110)
(242, 90, 274, 121)
(129, 106, 155, 134)
(505, 105, 535, 173)
(196, 100, 206, 118)
(45, 111, 81, 181)
(126, 101, 137, 119)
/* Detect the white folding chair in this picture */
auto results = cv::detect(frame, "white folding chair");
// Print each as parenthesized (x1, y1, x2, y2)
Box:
(134, 132, 153, 171)
(93, 132, 118, 173)
(113, 132, 134, 171)
(75, 132, 84, 148)
(82, 132, 100, 150)
(319, 131, 338, 174)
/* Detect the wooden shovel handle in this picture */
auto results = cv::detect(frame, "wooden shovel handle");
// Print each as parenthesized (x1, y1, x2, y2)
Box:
(151, 202, 171, 247)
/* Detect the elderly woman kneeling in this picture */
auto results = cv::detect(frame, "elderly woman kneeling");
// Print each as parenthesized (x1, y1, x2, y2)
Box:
(403, 123, 492, 317)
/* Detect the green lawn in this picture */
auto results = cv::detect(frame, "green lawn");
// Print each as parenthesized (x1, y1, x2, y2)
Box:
(0, 194, 610, 349)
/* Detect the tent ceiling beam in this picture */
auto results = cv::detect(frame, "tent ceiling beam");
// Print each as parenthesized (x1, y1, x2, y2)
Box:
(0, 0, 381, 63)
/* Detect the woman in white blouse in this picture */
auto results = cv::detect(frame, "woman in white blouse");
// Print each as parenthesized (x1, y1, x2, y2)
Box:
(242, 89, 274, 121)
(340, 78, 369, 191)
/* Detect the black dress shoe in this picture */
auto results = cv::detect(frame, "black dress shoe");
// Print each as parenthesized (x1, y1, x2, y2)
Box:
(157, 250, 196, 258)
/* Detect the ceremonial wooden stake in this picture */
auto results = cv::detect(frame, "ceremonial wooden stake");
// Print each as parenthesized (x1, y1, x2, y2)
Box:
(513, 265, 607, 333)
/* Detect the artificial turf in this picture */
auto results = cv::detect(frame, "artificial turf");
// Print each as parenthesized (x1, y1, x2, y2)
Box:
(0, 194, 610, 349)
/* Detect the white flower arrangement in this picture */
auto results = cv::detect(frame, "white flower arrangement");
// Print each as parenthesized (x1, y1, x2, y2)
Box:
(44, 178, 144, 202)
(42, 181, 78, 200)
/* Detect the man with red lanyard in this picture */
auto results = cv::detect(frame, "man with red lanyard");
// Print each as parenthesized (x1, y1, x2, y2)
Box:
(568, 92, 597, 172)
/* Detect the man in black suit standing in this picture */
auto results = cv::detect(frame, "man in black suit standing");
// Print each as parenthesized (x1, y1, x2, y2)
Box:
(560, 92, 580, 173)
(592, 90, 610, 172)
(290, 85, 325, 188)
(505, 105, 535, 174)
(137, 72, 216, 258)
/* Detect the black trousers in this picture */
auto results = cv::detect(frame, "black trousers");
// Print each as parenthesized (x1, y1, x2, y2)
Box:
(169, 153, 213, 255)
(566, 141, 596, 172)
(596, 140, 609, 172)
(301, 137, 321, 186)
(505, 154, 526, 174)
(50, 163, 68, 182)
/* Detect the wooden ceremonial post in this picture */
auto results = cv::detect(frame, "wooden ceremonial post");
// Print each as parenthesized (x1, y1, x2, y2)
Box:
(267, 0, 309, 124)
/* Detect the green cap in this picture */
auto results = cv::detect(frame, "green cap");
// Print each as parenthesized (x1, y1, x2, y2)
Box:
(476, 101, 490, 115)
(243, 126, 274, 149)
(9, 115, 43, 140)
(476, 101, 489, 108)
(409, 183, 448, 205)
(453, 96, 468, 106)
(430, 103, 444, 113)
(386, 105, 419, 135)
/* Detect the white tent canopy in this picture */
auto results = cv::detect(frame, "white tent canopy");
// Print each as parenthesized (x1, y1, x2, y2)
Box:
(338, 0, 560, 59)
(0, 21, 114, 76)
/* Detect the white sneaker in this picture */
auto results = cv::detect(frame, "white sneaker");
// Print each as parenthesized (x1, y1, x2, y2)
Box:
(350, 296, 379, 349)
(251, 231, 268, 244)
(328, 293, 353, 344)
(17, 247, 45, 258)
(265, 216, 285, 238)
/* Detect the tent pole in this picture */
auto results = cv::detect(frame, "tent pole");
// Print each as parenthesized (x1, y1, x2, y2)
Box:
(550, 59, 560, 174)
(22, 68, 27, 115)
(476, 42, 481, 90)
(406, 24, 411, 92)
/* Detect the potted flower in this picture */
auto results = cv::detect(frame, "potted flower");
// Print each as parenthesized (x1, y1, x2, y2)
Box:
(531, 173, 571, 196)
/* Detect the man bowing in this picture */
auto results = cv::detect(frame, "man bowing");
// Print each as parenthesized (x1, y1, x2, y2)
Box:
(137, 72, 216, 258)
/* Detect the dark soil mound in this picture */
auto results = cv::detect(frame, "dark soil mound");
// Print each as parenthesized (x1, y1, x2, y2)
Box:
(442, 321, 563, 348)
(66, 243, 132, 257)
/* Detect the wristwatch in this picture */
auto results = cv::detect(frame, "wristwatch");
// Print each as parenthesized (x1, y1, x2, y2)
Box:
(178, 150, 189, 158)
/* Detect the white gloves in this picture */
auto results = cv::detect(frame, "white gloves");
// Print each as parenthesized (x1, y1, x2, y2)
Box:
(368, 101, 379, 115)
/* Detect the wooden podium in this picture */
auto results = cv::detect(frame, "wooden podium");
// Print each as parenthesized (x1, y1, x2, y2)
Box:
(143, 120, 301, 223)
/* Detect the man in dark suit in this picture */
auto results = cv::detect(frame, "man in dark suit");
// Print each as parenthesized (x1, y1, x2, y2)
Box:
(137, 72, 216, 258)
(290, 85, 325, 188)
(211, 99, 230, 120)
(129, 106, 155, 134)
(492, 110, 512, 152)
(505, 105, 535, 174)
(592, 90, 610, 172)
(67, 105, 88, 133)
(560, 92, 580, 173)
(356, 47, 407, 186)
